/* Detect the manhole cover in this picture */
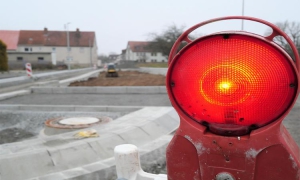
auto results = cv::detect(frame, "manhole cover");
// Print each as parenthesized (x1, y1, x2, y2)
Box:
(45, 116, 112, 129)
(59, 117, 100, 125)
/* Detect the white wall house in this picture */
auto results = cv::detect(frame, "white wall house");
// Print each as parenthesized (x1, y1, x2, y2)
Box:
(0, 28, 98, 68)
(124, 41, 167, 62)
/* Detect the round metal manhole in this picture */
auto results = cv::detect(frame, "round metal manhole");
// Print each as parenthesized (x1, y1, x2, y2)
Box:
(59, 117, 100, 125)
(45, 116, 112, 129)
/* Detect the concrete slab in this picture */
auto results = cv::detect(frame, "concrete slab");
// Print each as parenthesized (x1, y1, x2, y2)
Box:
(34, 80, 59, 87)
(47, 143, 100, 168)
(62, 168, 90, 179)
(0, 104, 141, 112)
(96, 87, 126, 94)
(31, 87, 53, 94)
(33, 134, 171, 180)
(0, 107, 179, 180)
(126, 86, 161, 94)
(31, 86, 167, 94)
(37, 173, 66, 180)
(59, 70, 101, 87)
(0, 90, 31, 101)
(66, 87, 98, 94)
(0, 150, 55, 180)
(87, 134, 127, 159)
(0, 94, 171, 106)
(0, 68, 93, 90)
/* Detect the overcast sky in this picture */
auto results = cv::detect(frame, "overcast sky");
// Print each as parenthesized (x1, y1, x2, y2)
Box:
(2, 0, 300, 55)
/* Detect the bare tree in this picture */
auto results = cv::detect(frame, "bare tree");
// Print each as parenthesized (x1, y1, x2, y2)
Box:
(269, 21, 300, 59)
(147, 24, 189, 58)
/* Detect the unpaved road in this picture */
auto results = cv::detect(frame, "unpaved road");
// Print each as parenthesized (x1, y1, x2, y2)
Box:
(69, 70, 166, 86)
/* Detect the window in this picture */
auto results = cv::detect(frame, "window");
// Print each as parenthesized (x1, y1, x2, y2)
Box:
(38, 57, 44, 61)
(25, 48, 29, 51)
(17, 57, 23, 61)
(52, 47, 56, 52)
(151, 52, 157, 56)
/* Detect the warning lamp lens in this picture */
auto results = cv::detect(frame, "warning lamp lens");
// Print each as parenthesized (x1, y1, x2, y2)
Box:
(169, 34, 297, 130)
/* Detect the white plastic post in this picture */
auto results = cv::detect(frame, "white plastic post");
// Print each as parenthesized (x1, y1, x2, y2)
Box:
(114, 144, 141, 180)
(114, 144, 168, 180)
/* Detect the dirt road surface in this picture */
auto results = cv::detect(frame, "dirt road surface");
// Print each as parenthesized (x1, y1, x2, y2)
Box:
(69, 70, 166, 86)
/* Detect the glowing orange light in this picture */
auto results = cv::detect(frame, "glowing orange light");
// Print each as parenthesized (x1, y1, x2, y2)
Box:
(219, 82, 231, 90)
(169, 34, 297, 128)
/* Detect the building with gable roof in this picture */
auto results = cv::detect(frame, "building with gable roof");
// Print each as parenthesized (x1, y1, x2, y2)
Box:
(0, 28, 98, 68)
(0, 30, 19, 51)
(124, 41, 166, 62)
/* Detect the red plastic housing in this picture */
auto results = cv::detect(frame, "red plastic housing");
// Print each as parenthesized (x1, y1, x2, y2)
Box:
(166, 16, 300, 180)
(168, 33, 298, 135)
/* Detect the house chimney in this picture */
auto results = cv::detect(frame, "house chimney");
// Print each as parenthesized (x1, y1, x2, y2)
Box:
(44, 27, 48, 34)
(75, 28, 81, 38)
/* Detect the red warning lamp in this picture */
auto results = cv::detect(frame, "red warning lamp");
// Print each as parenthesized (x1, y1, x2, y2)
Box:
(169, 33, 298, 136)
(166, 16, 300, 180)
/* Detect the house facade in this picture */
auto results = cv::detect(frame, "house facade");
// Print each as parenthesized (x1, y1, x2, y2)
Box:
(0, 28, 98, 68)
(124, 41, 166, 62)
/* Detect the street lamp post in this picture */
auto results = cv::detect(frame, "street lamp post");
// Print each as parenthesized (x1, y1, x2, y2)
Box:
(89, 39, 93, 67)
(241, 0, 245, 30)
(65, 22, 71, 70)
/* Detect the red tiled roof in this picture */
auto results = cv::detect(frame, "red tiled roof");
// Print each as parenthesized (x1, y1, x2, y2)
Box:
(128, 41, 152, 52)
(0, 30, 20, 50)
(18, 28, 95, 47)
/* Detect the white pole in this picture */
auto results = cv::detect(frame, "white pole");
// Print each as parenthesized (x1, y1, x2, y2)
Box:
(65, 23, 71, 70)
(242, 0, 245, 30)
(89, 39, 93, 67)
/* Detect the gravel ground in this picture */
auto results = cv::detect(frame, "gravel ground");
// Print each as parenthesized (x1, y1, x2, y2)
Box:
(0, 128, 35, 144)
(0, 110, 129, 144)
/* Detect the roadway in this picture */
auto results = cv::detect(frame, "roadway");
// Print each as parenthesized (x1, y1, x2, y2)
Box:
(0, 93, 171, 106)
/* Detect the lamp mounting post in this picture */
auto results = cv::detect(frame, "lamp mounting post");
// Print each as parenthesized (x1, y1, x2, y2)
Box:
(241, 0, 245, 30)
(64, 22, 71, 70)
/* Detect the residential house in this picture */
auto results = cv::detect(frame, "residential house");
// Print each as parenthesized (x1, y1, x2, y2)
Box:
(108, 54, 119, 61)
(0, 28, 98, 68)
(124, 41, 166, 62)
(0, 30, 19, 52)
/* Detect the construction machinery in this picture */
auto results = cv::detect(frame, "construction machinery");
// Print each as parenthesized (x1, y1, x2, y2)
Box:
(105, 63, 118, 77)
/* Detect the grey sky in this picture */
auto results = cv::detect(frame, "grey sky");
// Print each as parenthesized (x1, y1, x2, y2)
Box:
(2, 0, 300, 55)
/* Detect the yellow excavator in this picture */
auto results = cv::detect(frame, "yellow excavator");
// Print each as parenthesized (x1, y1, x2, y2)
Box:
(106, 63, 119, 77)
